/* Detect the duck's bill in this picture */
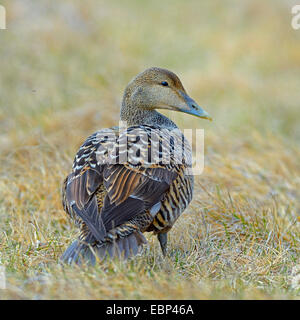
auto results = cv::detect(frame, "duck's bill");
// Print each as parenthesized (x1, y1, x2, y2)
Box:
(180, 92, 212, 121)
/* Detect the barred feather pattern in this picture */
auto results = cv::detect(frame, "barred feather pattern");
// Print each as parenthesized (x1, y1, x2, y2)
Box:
(61, 124, 194, 262)
(148, 169, 194, 233)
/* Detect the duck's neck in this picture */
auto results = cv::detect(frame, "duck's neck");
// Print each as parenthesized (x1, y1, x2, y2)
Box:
(120, 102, 177, 129)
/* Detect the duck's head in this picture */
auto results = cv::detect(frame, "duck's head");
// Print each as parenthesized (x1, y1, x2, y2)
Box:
(123, 67, 212, 121)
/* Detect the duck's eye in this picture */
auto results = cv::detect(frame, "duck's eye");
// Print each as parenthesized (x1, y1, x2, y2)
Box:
(161, 81, 168, 86)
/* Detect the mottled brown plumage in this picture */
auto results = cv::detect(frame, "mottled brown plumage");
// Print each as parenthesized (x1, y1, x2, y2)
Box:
(61, 67, 211, 265)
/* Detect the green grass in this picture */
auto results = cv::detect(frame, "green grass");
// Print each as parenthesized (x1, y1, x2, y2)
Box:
(0, 0, 299, 299)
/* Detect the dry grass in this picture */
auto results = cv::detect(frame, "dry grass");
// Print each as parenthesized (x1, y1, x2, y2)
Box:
(0, 0, 299, 299)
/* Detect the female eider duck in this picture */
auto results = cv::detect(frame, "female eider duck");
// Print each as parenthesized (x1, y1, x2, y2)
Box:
(61, 67, 211, 264)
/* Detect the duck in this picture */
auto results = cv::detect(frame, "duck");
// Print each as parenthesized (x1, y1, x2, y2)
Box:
(61, 67, 211, 265)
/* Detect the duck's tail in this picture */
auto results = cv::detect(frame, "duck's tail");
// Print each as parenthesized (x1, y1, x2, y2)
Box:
(60, 231, 147, 265)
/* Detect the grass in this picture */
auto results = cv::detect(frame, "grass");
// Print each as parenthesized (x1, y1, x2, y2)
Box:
(0, 0, 299, 299)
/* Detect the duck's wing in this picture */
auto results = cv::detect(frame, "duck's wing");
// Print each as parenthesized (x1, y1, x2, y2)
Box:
(63, 126, 183, 243)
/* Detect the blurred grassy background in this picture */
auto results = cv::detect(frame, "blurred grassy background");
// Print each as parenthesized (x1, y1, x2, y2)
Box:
(0, 0, 299, 299)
